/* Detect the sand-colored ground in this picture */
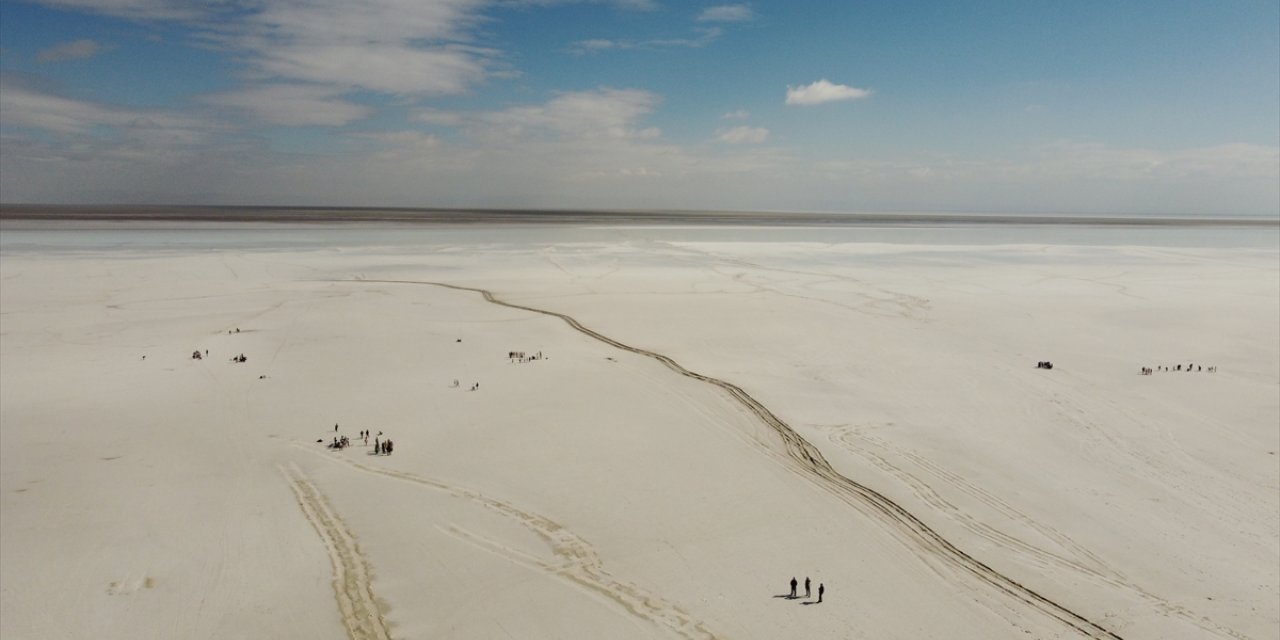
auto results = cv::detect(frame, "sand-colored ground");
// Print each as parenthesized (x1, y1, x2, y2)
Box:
(1, 225, 1276, 639)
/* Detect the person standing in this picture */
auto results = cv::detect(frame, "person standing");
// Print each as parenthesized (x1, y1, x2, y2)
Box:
(804, 577, 811, 599)
(818, 583, 824, 603)
(789, 577, 797, 599)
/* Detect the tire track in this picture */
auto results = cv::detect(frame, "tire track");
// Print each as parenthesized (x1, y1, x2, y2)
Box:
(298, 446, 719, 640)
(831, 425, 1113, 575)
(280, 463, 391, 640)
(347, 278, 1124, 640)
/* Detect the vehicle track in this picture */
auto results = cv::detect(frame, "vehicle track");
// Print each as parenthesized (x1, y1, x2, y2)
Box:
(349, 278, 1124, 639)
(299, 446, 719, 639)
(281, 463, 391, 640)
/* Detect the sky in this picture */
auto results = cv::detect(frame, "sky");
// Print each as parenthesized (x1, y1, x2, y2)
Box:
(1, 0, 1277, 215)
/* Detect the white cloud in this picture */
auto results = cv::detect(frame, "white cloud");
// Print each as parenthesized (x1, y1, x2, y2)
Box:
(471, 88, 663, 141)
(571, 38, 621, 53)
(411, 108, 466, 126)
(228, 1, 496, 96)
(358, 130, 441, 148)
(351, 130, 443, 161)
(1031, 140, 1280, 181)
(32, 0, 498, 97)
(569, 27, 722, 54)
(251, 43, 489, 95)
(808, 142, 1280, 214)
(717, 125, 768, 144)
(785, 79, 871, 106)
(31, 0, 209, 20)
(0, 80, 209, 137)
(646, 27, 722, 48)
(204, 85, 371, 126)
(501, 0, 657, 9)
(697, 4, 754, 22)
(721, 109, 749, 120)
(36, 39, 103, 62)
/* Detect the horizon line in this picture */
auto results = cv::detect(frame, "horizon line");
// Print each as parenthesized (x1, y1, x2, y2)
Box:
(1, 204, 1276, 227)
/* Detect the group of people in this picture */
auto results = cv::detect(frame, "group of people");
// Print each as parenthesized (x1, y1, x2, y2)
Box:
(186, 348, 243, 363)
(322, 425, 394, 455)
(1141, 363, 1217, 375)
(787, 576, 824, 603)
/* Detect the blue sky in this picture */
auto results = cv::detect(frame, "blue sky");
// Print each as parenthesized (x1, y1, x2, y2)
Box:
(1, 0, 1277, 215)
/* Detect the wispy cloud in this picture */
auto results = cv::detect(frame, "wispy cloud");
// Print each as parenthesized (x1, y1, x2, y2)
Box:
(0, 78, 209, 137)
(204, 84, 371, 126)
(499, 0, 658, 9)
(351, 130, 443, 161)
(810, 141, 1280, 213)
(30, 0, 209, 20)
(785, 79, 871, 106)
(31, 0, 499, 97)
(572, 38, 621, 53)
(717, 125, 768, 144)
(568, 27, 722, 54)
(469, 88, 664, 141)
(721, 109, 749, 120)
(36, 39, 103, 62)
(226, 1, 496, 96)
(697, 4, 754, 22)
(410, 108, 466, 127)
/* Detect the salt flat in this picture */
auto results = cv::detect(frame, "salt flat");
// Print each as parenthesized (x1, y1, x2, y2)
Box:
(1, 222, 1276, 639)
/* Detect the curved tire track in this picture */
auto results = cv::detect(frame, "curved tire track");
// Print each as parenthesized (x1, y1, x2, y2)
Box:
(281, 463, 391, 640)
(349, 279, 1123, 640)
(299, 446, 720, 640)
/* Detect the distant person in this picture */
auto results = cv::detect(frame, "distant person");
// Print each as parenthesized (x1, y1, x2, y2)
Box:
(818, 583, 824, 603)
(374, 437, 379, 453)
(805, 577, 811, 599)
(789, 577, 797, 599)
(335, 423, 339, 432)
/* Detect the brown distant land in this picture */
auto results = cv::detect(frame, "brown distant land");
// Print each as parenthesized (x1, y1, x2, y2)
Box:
(1, 204, 1274, 227)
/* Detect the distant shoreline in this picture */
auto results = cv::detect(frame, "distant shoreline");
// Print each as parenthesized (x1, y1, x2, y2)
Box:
(1, 204, 1275, 228)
